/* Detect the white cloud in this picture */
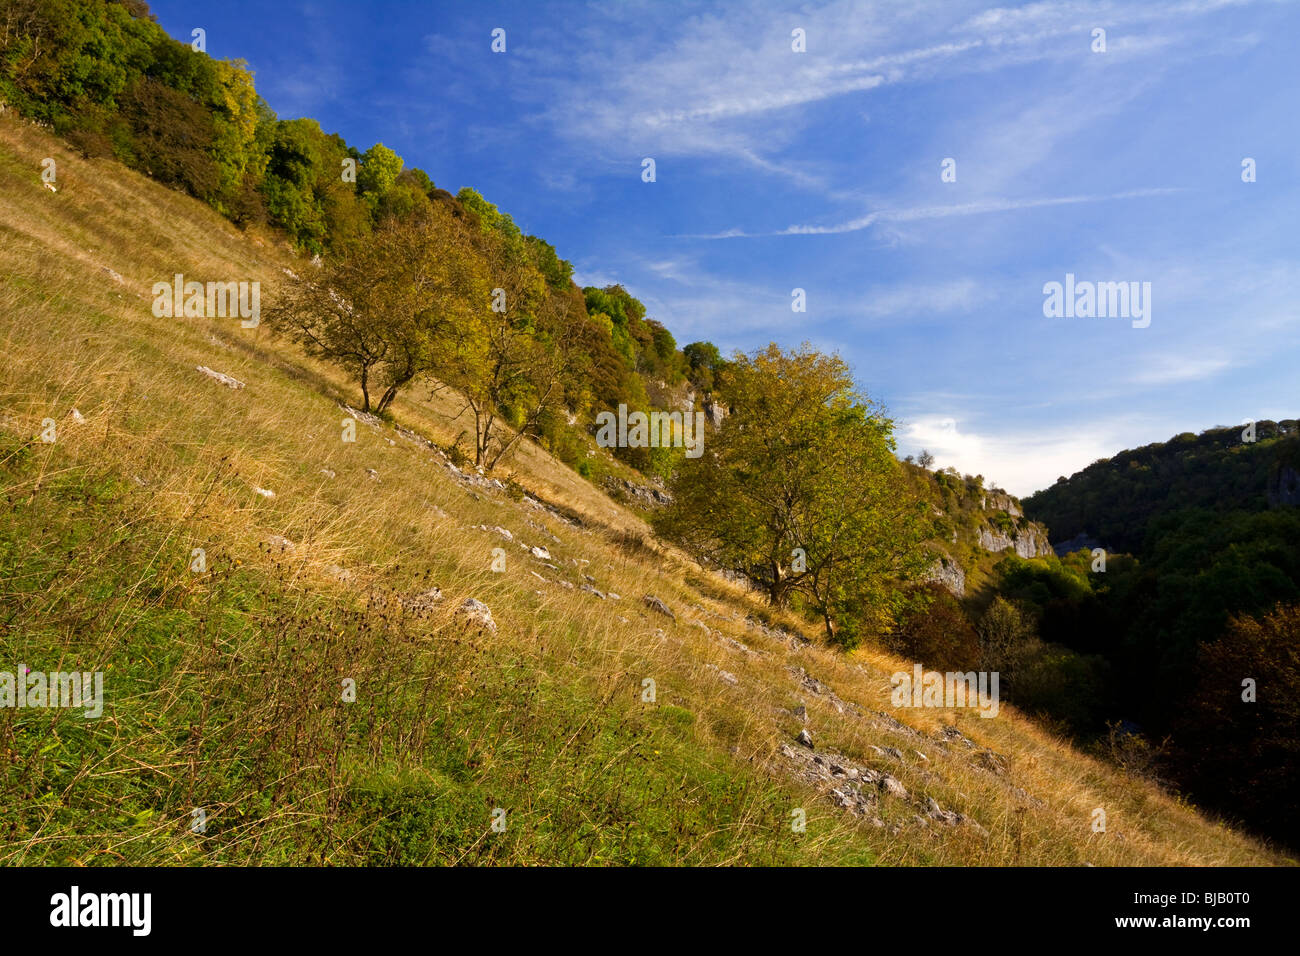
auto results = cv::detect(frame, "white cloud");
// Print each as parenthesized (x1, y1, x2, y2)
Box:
(690, 187, 1183, 239)
(1129, 354, 1232, 386)
(854, 279, 1000, 320)
(899, 414, 1124, 496)
(524, 0, 1268, 189)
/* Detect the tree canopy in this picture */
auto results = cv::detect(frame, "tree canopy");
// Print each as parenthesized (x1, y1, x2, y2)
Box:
(656, 344, 929, 646)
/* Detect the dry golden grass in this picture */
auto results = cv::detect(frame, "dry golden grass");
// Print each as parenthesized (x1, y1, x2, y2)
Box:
(0, 113, 1290, 866)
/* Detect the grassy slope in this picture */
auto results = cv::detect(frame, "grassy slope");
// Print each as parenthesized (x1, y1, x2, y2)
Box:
(0, 115, 1288, 866)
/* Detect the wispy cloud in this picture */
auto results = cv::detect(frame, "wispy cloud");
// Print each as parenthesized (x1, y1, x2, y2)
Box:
(524, 0, 1269, 186)
(686, 187, 1185, 239)
(1129, 354, 1234, 386)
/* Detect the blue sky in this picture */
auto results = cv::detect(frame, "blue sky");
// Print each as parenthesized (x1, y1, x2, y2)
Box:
(151, 0, 1300, 496)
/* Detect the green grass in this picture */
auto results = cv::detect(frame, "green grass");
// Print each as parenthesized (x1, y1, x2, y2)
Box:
(0, 449, 879, 866)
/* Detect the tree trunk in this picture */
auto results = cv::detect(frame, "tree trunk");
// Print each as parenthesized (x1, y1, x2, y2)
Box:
(488, 429, 524, 471)
(478, 414, 494, 467)
(821, 604, 836, 644)
(360, 365, 371, 413)
(769, 558, 789, 607)
(376, 385, 399, 415)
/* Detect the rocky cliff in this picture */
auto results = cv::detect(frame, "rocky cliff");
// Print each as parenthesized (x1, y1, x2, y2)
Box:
(919, 470, 1055, 596)
(977, 522, 1053, 559)
(1268, 464, 1300, 507)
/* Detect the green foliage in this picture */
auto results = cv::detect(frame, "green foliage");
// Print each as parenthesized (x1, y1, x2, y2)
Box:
(265, 210, 488, 414)
(1176, 603, 1300, 848)
(988, 510, 1015, 535)
(457, 186, 523, 247)
(979, 493, 1300, 842)
(993, 553, 1094, 607)
(258, 118, 375, 254)
(656, 343, 929, 646)
(1024, 420, 1300, 555)
(583, 284, 645, 368)
(525, 234, 574, 290)
(1010, 643, 1113, 735)
(118, 74, 219, 200)
(357, 142, 402, 203)
(887, 583, 980, 671)
(682, 340, 727, 393)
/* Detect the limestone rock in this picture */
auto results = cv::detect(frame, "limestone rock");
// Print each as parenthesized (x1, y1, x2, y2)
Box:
(642, 595, 675, 620)
(456, 597, 497, 633)
(197, 366, 244, 389)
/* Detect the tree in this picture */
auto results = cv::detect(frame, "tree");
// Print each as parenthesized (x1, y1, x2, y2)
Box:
(682, 341, 725, 393)
(1176, 602, 1300, 846)
(208, 58, 263, 214)
(444, 230, 585, 468)
(118, 75, 219, 200)
(357, 142, 403, 207)
(889, 583, 980, 671)
(525, 234, 574, 290)
(260, 118, 329, 252)
(456, 187, 525, 255)
(656, 343, 929, 645)
(917, 449, 935, 469)
(266, 208, 487, 414)
(583, 285, 645, 367)
(977, 596, 1033, 678)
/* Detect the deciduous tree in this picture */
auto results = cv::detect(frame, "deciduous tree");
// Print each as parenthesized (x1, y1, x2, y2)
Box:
(657, 343, 928, 645)
(266, 208, 487, 414)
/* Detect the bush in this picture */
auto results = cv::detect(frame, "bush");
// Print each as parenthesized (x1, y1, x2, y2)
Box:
(1099, 721, 1169, 784)
(1175, 603, 1300, 846)
(446, 435, 471, 468)
(119, 76, 220, 201)
(888, 583, 979, 671)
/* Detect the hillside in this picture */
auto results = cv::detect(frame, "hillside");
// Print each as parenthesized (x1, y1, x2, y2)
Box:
(912, 467, 1052, 597)
(1, 114, 1290, 866)
(1024, 421, 1300, 555)
(992, 421, 1300, 845)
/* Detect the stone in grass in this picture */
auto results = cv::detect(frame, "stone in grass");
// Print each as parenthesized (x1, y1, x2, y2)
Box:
(402, 587, 444, 613)
(196, 365, 245, 389)
(642, 595, 675, 620)
(530, 546, 551, 560)
(926, 797, 960, 826)
(796, 728, 814, 749)
(457, 597, 497, 633)
(324, 564, 354, 585)
(580, 583, 606, 599)
(879, 774, 908, 801)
